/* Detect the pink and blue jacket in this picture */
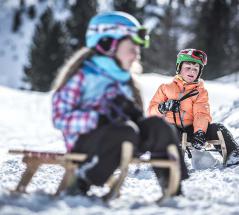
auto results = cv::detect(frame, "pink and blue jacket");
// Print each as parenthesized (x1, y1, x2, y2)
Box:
(52, 55, 133, 151)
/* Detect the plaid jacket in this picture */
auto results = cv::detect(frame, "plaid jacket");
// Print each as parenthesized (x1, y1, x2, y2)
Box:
(52, 57, 133, 151)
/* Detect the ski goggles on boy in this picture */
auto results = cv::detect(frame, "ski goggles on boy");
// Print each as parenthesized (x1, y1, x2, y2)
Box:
(179, 49, 207, 65)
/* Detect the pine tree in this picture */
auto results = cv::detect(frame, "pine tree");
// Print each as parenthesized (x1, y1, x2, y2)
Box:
(25, 8, 68, 91)
(142, 1, 177, 75)
(113, 0, 143, 21)
(28, 5, 36, 19)
(20, 0, 26, 12)
(187, 0, 230, 79)
(12, 9, 22, 32)
(66, 0, 97, 51)
(114, 0, 137, 12)
(227, 1, 239, 74)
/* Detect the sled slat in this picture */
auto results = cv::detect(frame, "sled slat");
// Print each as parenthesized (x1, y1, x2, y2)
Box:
(8, 150, 87, 162)
(103, 141, 133, 201)
(55, 161, 78, 195)
(15, 158, 40, 193)
(181, 131, 227, 165)
(8, 143, 182, 203)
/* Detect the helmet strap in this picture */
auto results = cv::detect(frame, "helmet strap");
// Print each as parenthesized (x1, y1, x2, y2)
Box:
(176, 63, 182, 74)
(195, 65, 203, 81)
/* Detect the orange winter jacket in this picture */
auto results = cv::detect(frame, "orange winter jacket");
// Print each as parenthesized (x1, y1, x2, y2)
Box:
(147, 75, 212, 133)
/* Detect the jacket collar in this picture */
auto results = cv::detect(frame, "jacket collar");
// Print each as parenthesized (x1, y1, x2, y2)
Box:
(173, 75, 204, 91)
(88, 55, 131, 83)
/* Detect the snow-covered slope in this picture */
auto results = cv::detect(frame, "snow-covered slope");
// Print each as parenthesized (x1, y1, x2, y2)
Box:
(0, 73, 239, 215)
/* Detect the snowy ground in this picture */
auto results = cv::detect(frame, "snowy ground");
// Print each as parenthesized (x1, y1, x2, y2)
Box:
(1, 73, 239, 215)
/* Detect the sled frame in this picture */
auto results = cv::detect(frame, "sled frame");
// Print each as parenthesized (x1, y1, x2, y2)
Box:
(8, 143, 181, 202)
(181, 130, 227, 165)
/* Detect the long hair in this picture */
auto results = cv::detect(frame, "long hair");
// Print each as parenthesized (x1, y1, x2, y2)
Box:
(52, 47, 95, 91)
(52, 45, 143, 109)
(129, 78, 143, 109)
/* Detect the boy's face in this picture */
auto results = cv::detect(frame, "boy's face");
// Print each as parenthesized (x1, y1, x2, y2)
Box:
(180, 62, 200, 83)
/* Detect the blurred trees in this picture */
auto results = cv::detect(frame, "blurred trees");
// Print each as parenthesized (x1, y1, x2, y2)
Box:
(187, 0, 232, 79)
(12, 8, 22, 32)
(142, 0, 178, 75)
(66, 0, 97, 51)
(113, 0, 143, 21)
(24, 8, 67, 91)
(16, 0, 239, 91)
(229, 0, 239, 74)
(24, 0, 97, 91)
(114, 0, 239, 79)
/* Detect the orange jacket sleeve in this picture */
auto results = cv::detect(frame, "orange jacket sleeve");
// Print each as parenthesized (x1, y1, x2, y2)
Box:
(147, 84, 168, 117)
(193, 88, 212, 133)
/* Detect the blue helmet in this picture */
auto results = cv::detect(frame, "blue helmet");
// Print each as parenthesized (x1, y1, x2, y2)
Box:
(86, 11, 149, 49)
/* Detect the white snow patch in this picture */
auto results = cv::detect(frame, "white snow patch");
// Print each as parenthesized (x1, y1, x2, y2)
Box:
(1, 73, 239, 214)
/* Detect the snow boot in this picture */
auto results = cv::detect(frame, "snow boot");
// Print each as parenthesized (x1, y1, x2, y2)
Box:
(226, 148, 239, 167)
(65, 177, 90, 196)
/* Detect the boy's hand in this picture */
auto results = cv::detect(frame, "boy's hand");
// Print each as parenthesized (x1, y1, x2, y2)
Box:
(158, 99, 180, 114)
(191, 130, 206, 150)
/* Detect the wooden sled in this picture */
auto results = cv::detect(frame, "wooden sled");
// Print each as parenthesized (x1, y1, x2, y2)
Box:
(181, 130, 227, 165)
(8, 143, 181, 202)
(131, 144, 181, 200)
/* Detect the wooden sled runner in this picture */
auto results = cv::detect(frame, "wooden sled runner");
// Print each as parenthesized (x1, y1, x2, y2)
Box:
(181, 130, 227, 165)
(8, 142, 181, 203)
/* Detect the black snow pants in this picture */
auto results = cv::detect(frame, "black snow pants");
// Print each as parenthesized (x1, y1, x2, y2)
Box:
(72, 116, 188, 187)
(177, 123, 238, 158)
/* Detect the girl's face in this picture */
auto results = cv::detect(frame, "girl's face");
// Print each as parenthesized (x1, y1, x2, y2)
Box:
(115, 38, 140, 70)
(180, 62, 200, 83)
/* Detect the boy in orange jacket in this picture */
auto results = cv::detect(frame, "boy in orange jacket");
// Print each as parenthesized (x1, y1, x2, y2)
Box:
(148, 48, 239, 166)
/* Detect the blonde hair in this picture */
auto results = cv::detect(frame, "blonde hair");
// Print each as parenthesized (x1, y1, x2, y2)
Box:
(52, 47, 95, 91)
(52, 46, 143, 109)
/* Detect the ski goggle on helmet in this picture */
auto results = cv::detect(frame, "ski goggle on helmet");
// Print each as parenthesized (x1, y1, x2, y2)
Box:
(86, 11, 150, 49)
(176, 48, 207, 73)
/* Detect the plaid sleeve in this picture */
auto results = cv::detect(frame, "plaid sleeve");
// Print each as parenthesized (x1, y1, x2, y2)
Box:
(52, 72, 98, 135)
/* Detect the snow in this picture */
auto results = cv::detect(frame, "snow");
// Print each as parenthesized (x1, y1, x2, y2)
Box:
(1, 73, 239, 214)
(1, 0, 239, 214)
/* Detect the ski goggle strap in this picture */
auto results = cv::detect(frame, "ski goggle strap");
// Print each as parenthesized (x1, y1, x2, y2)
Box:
(179, 49, 207, 65)
(131, 27, 150, 48)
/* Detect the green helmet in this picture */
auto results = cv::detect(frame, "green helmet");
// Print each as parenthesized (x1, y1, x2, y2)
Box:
(176, 49, 207, 75)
